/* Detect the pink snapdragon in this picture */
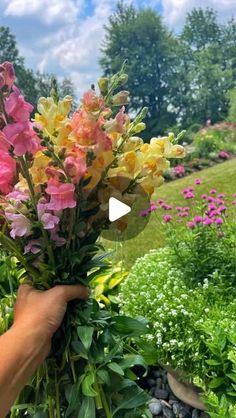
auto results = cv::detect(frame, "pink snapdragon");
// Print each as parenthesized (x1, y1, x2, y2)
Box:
(5, 86, 33, 122)
(64, 154, 87, 183)
(3, 121, 41, 156)
(5, 212, 32, 238)
(0, 62, 15, 90)
(24, 240, 41, 254)
(37, 202, 60, 230)
(0, 152, 16, 194)
(46, 181, 76, 211)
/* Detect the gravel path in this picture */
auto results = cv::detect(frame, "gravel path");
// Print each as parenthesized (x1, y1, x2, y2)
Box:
(139, 367, 209, 418)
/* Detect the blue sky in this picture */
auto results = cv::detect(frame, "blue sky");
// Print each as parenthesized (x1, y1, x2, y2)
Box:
(0, 0, 236, 98)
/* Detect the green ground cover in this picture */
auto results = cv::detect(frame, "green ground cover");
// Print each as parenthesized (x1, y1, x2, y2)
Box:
(106, 158, 236, 268)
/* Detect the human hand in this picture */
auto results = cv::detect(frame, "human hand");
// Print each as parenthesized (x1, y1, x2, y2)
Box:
(12, 283, 89, 359)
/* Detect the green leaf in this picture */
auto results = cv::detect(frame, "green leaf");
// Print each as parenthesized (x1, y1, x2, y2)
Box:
(77, 326, 94, 351)
(78, 397, 95, 418)
(113, 385, 149, 415)
(205, 359, 221, 366)
(82, 372, 98, 397)
(227, 373, 236, 383)
(97, 369, 111, 385)
(119, 355, 147, 372)
(208, 377, 225, 389)
(107, 362, 125, 376)
(65, 384, 80, 417)
(111, 316, 148, 337)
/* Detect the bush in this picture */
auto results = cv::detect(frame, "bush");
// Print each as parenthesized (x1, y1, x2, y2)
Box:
(193, 126, 236, 159)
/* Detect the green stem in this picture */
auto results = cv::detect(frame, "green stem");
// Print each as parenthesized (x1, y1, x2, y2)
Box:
(55, 370, 61, 418)
(99, 384, 113, 418)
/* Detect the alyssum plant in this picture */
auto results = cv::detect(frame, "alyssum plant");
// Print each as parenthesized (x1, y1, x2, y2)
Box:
(0, 61, 185, 417)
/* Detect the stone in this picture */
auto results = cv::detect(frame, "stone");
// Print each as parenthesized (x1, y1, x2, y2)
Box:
(172, 402, 181, 415)
(149, 399, 162, 415)
(163, 405, 174, 418)
(147, 378, 156, 387)
(192, 410, 200, 418)
(179, 406, 192, 418)
(156, 378, 163, 389)
(152, 370, 162, 378)
(155, 388, 169, 400)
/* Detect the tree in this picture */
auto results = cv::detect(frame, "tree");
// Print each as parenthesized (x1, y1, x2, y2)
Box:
(178, 8, 234, 126)
(100, 1, 178, 136)
(0, 26, 38, 105)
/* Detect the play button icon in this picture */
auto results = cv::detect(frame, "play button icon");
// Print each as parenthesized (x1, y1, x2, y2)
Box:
(109, 197, 131, 222)
(101, 176, 151, 242)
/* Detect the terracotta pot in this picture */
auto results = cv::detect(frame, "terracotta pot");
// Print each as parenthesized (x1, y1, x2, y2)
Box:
(166, 367, 206, 411)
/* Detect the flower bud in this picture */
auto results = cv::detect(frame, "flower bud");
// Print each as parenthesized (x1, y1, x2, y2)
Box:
(0, 62, 15, 91)
(118, 73, 128, 85)
(112, 91, 129, 106)
(98, 77, 109, 95)
(133, 122, 146, 134)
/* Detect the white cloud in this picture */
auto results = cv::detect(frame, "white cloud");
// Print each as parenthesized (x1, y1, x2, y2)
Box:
(159, 0, 236, 28)
(4, 0, 84, 24)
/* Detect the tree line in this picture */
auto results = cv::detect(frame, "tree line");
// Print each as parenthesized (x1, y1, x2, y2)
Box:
(0, 26, 76, 107)
(100, 2, 236, 137)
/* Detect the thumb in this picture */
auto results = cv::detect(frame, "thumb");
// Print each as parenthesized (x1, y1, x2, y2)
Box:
(51, 284, 89, 303)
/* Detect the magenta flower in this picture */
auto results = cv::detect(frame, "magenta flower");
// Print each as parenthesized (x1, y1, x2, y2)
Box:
(183, 206, 190, 212)
(178, 212, 188, 217)
(187, 221, 195, 229)
(201, 194, 208, 200)
(163, 214, 172, 222)
(210, 189, 217, 194)
(157, 199, 164, 204)
(5, 86, 33, 122)
(208, 203, 216, 211)
(231, 200, 236, 205)
(218, 150, 230, 159)
(194, 215, 203, 223)
(3, 121, 41, 156)
(218, 205, 226, 213)
(215, 217, 224, 225)
(203, 217, 213, 226)
(217, 194, 225, 199)
(233, 194, 236, 198)
(195, 178, 201, 185)
(175, 206, 182, 211)
(5, 212, 32, 238)
(161, 203, 172, 210)
(46, 181, 76, 211)
(184, 192, 194, 199)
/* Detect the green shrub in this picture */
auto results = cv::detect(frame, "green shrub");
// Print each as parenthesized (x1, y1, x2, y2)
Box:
(193, 127, 236, 158)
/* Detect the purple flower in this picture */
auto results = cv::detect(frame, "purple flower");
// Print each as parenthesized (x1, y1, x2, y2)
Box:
(161, 203, 172, 210)
(218, 150, 230, 159)
(231, 200, 236, 205)
(208, 203, 216, 211)
(157, 199, 164, 204)
(178, 212, 188, 217)
(5, 212, 32, 238)
(24, 240, 41, 254)
(163, 214, 173, 223)
(233, 194, 236, 198)
(195, 178, 201, 185)
(210, 189, 217, 194)
(203, 217, 213, 226)
(215, 217, 224, 225)
(194, 215, 203, 223)
(218, 205, 226, 213)
(140, 210, 149, 217)
(183, 206, 190, 212)
(37, 201, 60, 230)
(201, 194, 208, 200)
(175, 206, 182, 211)
(217, 194, 225, 199)
(184, 192, 194, 199)
(187, 221, 195, 229)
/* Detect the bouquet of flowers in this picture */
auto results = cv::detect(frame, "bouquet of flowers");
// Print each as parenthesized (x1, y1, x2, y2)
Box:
(0, 61, 185, 417)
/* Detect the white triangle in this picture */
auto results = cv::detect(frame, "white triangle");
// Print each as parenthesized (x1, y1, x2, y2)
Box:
(109, 197, 131, 222)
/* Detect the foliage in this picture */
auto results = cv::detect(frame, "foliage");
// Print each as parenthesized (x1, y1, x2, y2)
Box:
(227, 88, 236, 123)
(100, 1, 178, 137)
(193, 126, 236, 158)
(91, 260, 128, 308)
(101, 5, 236, 133)
(0, 26, 76, 107)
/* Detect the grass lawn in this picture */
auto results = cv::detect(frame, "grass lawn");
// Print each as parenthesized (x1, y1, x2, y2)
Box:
(105, 158, 236, 268)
